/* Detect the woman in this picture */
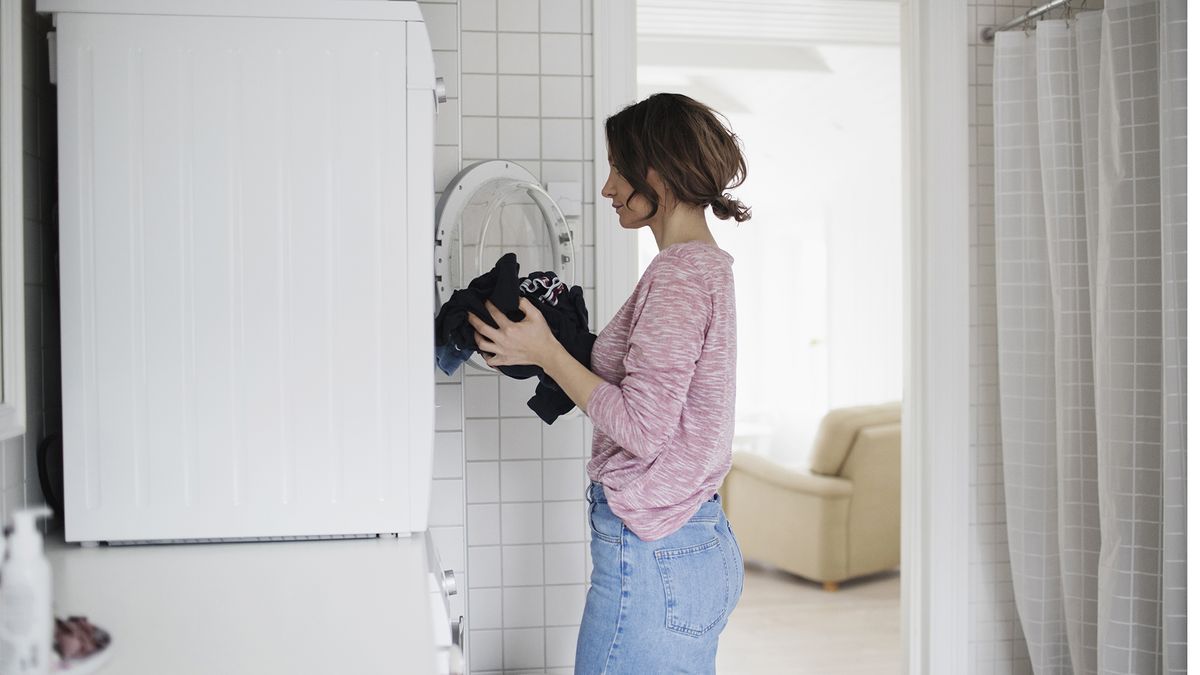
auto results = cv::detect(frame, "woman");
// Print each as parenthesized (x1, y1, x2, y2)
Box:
(467, 92, 749, 674)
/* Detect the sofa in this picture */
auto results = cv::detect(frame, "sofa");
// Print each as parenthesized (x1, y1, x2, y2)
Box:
(718, 402, 902, 590)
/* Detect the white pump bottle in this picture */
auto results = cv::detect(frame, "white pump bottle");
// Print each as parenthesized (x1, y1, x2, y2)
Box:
(0, 507, 54, 675)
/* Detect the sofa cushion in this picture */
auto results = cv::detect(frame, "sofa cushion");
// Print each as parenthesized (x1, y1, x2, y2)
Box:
(808, 402, 901, 476)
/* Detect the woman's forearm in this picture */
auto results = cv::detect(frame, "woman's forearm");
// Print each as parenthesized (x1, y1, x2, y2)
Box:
(541, 343, 606, 415)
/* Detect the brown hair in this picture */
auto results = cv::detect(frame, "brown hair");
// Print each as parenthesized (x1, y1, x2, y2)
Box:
(605, 93, 750, 223)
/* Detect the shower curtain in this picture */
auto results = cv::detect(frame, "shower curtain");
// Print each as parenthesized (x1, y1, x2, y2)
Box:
(991, 1, 1185, 674)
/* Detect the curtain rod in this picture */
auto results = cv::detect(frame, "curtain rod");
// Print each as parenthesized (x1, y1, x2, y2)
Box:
(981, 0, 1072, 42)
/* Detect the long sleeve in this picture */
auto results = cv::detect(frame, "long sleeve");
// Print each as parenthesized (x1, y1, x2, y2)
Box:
(585, 257, 712, 458)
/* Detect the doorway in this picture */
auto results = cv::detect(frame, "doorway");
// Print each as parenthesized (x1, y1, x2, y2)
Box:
(591, 1, 973, 673)
(635, 3, 902, 673)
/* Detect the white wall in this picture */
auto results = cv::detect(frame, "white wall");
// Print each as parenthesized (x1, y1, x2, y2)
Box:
(0, 0, 58, 525)
(419, 2, 597, 673)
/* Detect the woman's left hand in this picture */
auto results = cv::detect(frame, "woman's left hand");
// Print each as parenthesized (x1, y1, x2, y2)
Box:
(468, 297, 560, 369)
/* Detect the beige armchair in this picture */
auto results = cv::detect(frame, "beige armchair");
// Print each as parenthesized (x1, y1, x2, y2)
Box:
(719, 403, 901, 591)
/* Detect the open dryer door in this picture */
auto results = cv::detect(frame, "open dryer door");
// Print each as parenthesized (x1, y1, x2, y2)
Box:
(435, 160, 577, 372)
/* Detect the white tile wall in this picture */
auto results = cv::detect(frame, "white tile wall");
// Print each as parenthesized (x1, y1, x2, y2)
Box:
(467, 461, 501, 503)
(545, 626, 580, 670)
(472, 587, 504, 628)
(542, 459, 585, 501)
(503, 586, 545, 627)
(471, 628, 504, 671)
(462, 74, 499, 114)
(541, 77, 583, 117)
(466, 418, 501, 459)
(498, 0, 538, 32)
(468, 503, 502, 546)
(469, 545, 504, 587)
(543, 500, 586, 543)
(1, 1, 58, 526)
(426, 0, 597, 670)
(461, 0, 497, 31)
(543, 415, 587, 458)
(544, 584, 585, 625)
(544, 542, 585, 584)
(539, 34, 583, 75)
(465, 374, 501, 416)
(504, 627, 545, 670)
(501, 544, 544, 585)
(434, 431, 465, 479)
(969, 1, 1044, 673)
(539, 0, 581, 33)
(423, 3, 460, 50)
(499, 376, 542, 417)
(462, 31, 499, 73)
(436, 99, 462, 145)
(500, 460, 542, 502)
(498, 117, 542, 159)
(498, 33, 541, 74)
(430, 479, 466, 527)
(501, 417, 542, 458)
(499, 75, 541, 116)
(501, 502, 543, 544)
(431, 525, 466, 572)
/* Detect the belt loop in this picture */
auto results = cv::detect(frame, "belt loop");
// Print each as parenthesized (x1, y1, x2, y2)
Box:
(585, 481, 593, 504)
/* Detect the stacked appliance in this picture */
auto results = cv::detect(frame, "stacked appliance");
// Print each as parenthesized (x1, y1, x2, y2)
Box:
(42, 0, 438, 543)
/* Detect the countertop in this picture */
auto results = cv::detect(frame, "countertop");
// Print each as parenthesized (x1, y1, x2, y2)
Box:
(42, 528, 446, 674)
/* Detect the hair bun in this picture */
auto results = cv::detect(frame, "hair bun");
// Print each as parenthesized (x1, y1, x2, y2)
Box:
(711, 193, 751, 222)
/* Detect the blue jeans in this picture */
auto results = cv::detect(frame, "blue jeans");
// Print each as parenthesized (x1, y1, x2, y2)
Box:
(576, 481, 744, 674)
(434, 342, 473, 376)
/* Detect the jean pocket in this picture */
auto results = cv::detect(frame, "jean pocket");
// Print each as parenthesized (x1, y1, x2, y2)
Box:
(588, 503, 621, 545)
(654, 536, 729, 637)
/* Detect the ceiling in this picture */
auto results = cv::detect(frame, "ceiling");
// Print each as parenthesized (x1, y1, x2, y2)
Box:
(637, 0, 901, 47)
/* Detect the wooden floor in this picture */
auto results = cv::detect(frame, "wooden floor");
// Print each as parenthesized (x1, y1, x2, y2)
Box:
(716, 564, 902, 674)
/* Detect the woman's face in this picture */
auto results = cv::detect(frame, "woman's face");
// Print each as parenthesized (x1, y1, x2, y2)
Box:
(601, 153, 662, 229)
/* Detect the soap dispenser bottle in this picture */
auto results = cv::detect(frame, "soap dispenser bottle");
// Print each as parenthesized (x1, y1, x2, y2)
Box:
(0, 507, 54, 675)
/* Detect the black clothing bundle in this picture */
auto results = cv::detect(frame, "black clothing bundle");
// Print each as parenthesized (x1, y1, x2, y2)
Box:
(434, 252, 596, 424)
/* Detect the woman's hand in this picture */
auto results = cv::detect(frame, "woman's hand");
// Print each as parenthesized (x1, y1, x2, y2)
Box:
(468, 297, 561, 369)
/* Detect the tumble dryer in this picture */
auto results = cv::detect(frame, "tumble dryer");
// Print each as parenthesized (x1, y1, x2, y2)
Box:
(45, 0, 440, 543)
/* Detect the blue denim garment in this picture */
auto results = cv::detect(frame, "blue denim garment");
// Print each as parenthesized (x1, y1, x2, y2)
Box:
(434, 342, 474, 376)
(576, 481, 744, 674)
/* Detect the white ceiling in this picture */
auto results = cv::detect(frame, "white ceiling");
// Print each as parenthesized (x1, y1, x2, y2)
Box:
(637, 0, 901, 47)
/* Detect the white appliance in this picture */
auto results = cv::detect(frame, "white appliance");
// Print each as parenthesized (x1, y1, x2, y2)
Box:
(434, 160, 580, 373)
(42, 0, 438, 543)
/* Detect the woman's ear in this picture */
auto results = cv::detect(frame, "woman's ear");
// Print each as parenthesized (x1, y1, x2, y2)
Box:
(645, 167, 674, 208)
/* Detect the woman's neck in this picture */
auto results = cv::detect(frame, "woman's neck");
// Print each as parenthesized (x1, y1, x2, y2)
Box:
(649, 204, 716, 251)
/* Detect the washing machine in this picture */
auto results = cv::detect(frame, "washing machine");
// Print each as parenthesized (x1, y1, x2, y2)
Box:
(434, 160, 580, 373)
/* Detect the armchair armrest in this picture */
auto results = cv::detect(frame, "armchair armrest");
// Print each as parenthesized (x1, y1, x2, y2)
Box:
(732, 451, 853, 498)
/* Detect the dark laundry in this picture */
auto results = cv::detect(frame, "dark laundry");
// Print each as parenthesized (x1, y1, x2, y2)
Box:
(434, 252, 597, 424)
(434, 252, 524, 375)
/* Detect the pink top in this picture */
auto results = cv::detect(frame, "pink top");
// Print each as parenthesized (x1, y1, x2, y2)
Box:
(585, 240, 737, 541)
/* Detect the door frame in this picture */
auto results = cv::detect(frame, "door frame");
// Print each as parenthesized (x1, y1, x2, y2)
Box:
(591, 1, 971, 673)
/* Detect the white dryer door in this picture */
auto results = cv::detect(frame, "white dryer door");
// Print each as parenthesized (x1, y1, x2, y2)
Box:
(435, 161, 577, 372)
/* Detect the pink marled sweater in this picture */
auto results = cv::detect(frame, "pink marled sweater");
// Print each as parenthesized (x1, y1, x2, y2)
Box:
(585, 240, 737, 541)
